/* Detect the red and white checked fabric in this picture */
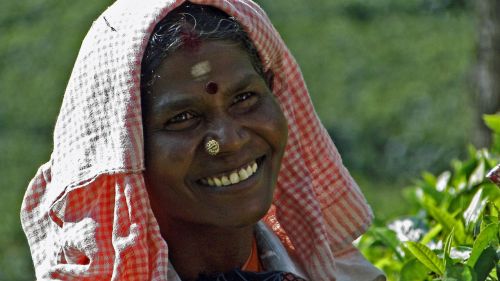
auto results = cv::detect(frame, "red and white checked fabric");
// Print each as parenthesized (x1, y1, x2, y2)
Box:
(21, 0, 375, 280)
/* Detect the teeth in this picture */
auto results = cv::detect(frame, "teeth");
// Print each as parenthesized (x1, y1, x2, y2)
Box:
(238, 168, 249, 180)
(229, 172, 239, 184)
(201, 160, 259, 187)
(213, 177, 222, 187)
(207, 178, 214, 186)
(221, 176, 231, 186)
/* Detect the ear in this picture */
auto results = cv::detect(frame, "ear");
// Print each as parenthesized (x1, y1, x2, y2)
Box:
(265, 70, 274, 91)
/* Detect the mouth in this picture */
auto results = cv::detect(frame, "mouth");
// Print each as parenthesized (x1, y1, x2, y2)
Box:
(197, 156, 265, 187)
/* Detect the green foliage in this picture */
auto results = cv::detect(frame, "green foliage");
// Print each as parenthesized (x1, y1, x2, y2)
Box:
(1, 1, 114, 280)
(405, 241, 445, 275)
(358, 115, 500, 281)
(257, 0, 475, 180)
(484, 114, 500, 153)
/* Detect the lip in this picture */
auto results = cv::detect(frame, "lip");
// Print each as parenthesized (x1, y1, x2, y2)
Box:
(194, 155, 267, 193)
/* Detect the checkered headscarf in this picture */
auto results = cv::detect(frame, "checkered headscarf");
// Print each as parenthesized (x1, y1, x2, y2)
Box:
(21, 1, 373, 280)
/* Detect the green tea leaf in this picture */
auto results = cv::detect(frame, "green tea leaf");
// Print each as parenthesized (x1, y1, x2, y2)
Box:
(486, 201, 500, 217)
(480, 214, 499, 232)
(422, 172, 437, 186)
(444, 229, 454, 267)
(419, 184, 444, 206)
(483, 114, 500, 133)
(463, 189, 487, 230)
(473, 246, 498, 281)
(467, 145, 478, 159)
(468, 160, 485, 188)
(444, 229, 453, 256)
(453, 174, 468, 192)
(405, 241, 444, 275)
(369, 227, 404, 261)
(421, 224, 442, 245)
(467, 223, 499, 267)
(426, 203, 467, 244)
(436, 171, 451, 192)
(496, 255, 500, 280)
(400, 258, 430, 281)
(481, 185, 500, 209)
(443, 263, 476, 281)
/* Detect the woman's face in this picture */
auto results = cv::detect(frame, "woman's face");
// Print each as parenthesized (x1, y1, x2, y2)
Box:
(142, 41, 288, 230)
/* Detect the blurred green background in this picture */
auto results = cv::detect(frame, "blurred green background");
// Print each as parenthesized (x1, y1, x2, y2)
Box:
(1, 0, 480, 279)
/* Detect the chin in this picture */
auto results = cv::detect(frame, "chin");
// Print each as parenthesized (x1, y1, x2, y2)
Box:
(221, 197, 273, 228)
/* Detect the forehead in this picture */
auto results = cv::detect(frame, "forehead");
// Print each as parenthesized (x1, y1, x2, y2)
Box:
(151, 41, 258, 92)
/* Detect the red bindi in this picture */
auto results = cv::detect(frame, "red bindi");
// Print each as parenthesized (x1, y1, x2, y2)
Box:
(205, 81, 218, 94)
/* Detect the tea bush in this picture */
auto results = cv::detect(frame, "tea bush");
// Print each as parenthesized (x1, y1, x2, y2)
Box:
(358, 114, 500, 281)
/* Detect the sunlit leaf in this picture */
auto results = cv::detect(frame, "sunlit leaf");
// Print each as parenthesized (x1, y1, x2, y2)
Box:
(468, 160, 485, 188)
(444, 229, 454, 268)
(425, 202, 467, 244)
(422, 172, 437, 186)
(481, 201, 500, 236)
(456, 153, 480, 186)
(400, 258, 429, 281)
(405, 241, 444, 275)
(453, 174, 468, 192)
(436, 171, 451, 192)
(421, 224, 442, 245)
(486, 201, 500, 217)
(480, 215, 498, 230)
(467, 145, 478, 159)
(483, 114, 500, 133)
(482, 184, 500, 202)
(463, 189, 487, 230)
(467, 223, 499, 267)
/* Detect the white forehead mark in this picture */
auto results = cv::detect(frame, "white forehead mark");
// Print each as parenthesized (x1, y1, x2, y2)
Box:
(191, 61, 211, 80)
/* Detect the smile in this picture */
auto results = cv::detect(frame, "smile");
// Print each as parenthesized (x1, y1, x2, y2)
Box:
(199, 157, 263, 187)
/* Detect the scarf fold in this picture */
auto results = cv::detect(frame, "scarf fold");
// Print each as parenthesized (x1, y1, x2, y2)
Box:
(21, 1, 374, 280)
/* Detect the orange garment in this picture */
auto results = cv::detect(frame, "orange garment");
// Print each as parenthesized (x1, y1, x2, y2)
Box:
(241, 238, 261, 272)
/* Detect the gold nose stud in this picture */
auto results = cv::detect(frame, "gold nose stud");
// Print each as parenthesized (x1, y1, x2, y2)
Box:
(205, 139, 220, 156)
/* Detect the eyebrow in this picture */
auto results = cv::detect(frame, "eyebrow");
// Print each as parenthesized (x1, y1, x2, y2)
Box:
(224, 72, 262, 96)
(152, 72, 263, 114)
(153, 98, 195, 115)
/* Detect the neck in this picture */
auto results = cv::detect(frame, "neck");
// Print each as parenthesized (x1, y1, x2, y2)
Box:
(163, 220, 254, 281)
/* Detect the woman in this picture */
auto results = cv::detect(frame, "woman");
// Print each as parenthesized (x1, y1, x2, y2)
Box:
(21, 1, 385, 280)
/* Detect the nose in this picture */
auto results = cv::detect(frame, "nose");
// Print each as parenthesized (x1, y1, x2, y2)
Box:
(205, 118, 250, 155)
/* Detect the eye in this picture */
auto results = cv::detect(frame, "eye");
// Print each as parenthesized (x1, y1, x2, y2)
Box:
(232, 92, 259, 109)
(164, 111, 199, 131)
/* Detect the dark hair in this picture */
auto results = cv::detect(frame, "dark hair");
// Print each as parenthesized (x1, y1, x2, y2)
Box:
(140, 2, 267, 92)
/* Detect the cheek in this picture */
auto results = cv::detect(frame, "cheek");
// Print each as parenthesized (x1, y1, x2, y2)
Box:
(144, 133, 199, 183)
(258, 99, 288, 151)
